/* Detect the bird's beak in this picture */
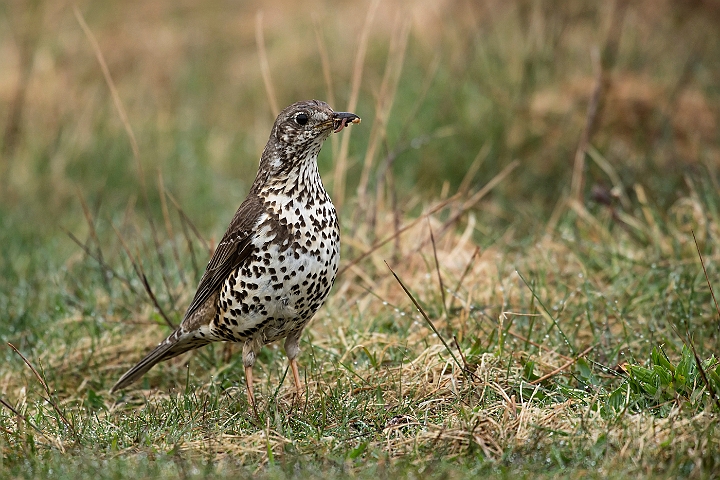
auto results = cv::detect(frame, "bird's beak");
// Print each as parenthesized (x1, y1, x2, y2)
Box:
(332, 112, 361, 133)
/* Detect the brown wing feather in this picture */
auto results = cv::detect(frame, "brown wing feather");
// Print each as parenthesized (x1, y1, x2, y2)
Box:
(111, 195, 265, 392)
(181, 194, 265, 323)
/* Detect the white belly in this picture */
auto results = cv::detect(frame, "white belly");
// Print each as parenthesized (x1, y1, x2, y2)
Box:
(212, 203, 340, 344)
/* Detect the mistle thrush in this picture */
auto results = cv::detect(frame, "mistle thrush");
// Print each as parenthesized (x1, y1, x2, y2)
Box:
(111, 100, 360, 405)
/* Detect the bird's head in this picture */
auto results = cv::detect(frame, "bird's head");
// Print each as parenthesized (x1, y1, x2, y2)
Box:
(258, 100, 360, 178)
(273, 99, 360, 146)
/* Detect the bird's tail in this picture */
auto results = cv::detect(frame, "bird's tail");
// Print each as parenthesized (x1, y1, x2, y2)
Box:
(110, 329, 211, 393)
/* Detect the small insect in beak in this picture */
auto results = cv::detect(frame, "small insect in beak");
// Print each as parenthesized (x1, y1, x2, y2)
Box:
(332, 113, 361, 133)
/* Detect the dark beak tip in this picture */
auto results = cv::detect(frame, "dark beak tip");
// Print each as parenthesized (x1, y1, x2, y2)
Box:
(334, 112, 360, 122)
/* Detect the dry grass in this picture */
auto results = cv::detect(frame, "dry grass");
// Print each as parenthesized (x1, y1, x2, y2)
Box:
(2, 184, 719, 477)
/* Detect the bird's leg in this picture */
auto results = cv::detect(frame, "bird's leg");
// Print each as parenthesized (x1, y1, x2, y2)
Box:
(284, 332, 304, 397)
(289, 357, 302, 394)
(242, 341, 259, 417)
(244, 365, 255, 406)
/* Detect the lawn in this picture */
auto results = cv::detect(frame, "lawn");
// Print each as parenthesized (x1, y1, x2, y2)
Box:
(1, 1, 719, 478)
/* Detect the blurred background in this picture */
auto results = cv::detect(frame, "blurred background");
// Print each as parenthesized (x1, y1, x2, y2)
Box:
(1, 0, 720, 338)
(2, 0, 719, 227)
(0, 0, 720, 219)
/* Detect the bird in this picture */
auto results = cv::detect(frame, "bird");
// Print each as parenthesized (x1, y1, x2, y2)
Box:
(111, 100, 360, 406)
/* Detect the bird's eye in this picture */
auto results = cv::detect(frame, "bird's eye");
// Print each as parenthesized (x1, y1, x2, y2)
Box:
(295, 113, 309, 125)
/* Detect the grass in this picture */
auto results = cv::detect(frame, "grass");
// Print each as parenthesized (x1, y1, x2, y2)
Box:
(2, 0, 720, 478)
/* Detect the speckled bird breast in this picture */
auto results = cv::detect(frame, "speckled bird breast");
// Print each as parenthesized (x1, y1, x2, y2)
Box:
(211, 190, 340, 345)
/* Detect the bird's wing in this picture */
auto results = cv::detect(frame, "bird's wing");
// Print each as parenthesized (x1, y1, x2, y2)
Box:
(181, 194, 265, 324)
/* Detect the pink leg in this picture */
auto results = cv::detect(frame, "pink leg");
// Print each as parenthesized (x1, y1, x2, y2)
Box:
(289, 358, 303, 395)
(245, 365, 255, 407)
